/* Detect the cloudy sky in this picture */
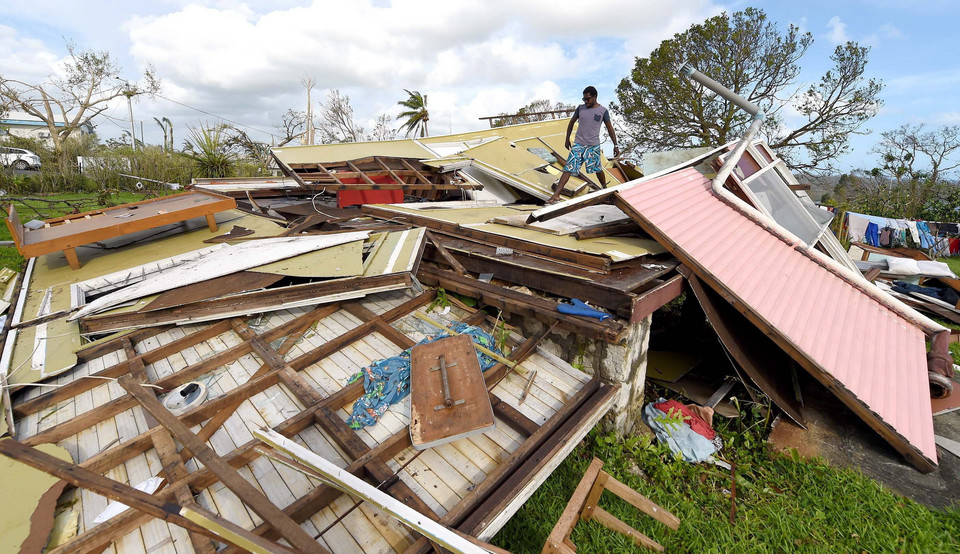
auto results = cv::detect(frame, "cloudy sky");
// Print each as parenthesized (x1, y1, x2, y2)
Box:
(2, 0, 958, 170)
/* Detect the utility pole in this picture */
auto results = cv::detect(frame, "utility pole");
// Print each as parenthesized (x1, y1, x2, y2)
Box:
(116, 77, 138, 151)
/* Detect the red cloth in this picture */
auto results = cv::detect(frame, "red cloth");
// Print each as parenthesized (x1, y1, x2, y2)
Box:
(653, 399, 716, 440)
(950, 238, 960, 255)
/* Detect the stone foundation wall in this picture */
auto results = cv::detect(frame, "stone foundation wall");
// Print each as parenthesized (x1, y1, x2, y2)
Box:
(503, 313, 653, 436)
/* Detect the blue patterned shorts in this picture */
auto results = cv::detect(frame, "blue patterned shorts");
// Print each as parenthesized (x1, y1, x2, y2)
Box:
(565, 143, 602, 174)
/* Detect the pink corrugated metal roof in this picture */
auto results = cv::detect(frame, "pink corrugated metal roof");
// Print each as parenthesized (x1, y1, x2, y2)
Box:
(616, 168, 937, 470)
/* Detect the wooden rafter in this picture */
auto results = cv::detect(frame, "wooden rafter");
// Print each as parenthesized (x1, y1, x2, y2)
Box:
(375, 156, 405, 184)
(0, 439, 296, 554)
(118, 375, 327, 554)
(399, 159, 433, 185)
(12, 285, 607, 554)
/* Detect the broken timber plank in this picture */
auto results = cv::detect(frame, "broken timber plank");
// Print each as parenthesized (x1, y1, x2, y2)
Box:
(0, 439, 294, 553)
(255, 428, 489, 554)
(118, 375, 327, 554)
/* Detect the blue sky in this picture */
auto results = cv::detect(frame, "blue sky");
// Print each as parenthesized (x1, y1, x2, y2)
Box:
(1, 1, 957, 173)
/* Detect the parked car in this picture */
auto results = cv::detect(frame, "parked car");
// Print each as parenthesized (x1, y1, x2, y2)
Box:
(0, 147, 42, 170)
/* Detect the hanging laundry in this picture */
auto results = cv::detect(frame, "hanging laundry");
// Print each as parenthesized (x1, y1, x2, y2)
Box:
(879, 227, 892, 247)
(845, 213, 871, 243)
(907, 221, 922, 245)
(865, 222, 881, 246)
(950, 238, 960, 255)
(916, 221, 935, 249)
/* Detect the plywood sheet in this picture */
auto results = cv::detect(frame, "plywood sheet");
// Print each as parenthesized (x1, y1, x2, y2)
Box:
(410, 335, 495, 450)
(0, 442, 73, 554)
(249, 240, 364, 278)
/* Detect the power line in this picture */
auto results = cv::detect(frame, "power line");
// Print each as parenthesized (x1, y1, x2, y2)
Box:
(153, 94, 274, 137)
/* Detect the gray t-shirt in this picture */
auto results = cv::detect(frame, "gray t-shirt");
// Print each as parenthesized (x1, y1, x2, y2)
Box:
(573, 103, 610, 147)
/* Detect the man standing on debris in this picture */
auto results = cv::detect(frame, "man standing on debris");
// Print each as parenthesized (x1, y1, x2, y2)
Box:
(546, 86, 619, 204)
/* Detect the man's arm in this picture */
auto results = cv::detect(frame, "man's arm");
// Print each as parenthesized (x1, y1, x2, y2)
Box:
(564, 107, 579, 150)
(604, 119, 620, 158)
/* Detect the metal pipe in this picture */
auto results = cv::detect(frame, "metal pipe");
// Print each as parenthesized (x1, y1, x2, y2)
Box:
(679, 62, 761, 116)
(678, 62, 952, 394)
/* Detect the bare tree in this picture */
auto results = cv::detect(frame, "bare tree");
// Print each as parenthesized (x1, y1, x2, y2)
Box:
(840, 125, 960, 220)
(317, 89, 365, 143)
(873, 124, 960, 186)
(0, 41, 160, 154)
(369, 114, 396, 141)
(490, 99, 576, 127)
(275, 109, 308, 147)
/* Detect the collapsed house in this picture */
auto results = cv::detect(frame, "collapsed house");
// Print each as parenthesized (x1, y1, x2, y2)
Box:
(0, 103, 953, 552)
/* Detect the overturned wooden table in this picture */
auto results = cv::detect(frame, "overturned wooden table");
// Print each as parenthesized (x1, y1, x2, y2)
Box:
(6, 191, 236, 270)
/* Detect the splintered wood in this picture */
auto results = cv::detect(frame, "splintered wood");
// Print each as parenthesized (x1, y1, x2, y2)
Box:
(409, 334, 496, 450)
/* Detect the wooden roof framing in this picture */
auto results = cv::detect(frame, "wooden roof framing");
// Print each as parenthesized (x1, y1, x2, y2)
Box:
(285, 156, 477, 192)
(1, 288, 616, 553)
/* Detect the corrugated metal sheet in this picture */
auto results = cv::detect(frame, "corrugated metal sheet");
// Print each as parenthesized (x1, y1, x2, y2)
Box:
(616, 168, 937, 470)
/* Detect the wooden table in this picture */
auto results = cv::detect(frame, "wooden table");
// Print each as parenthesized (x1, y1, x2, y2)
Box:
(7, 191, 236, 269)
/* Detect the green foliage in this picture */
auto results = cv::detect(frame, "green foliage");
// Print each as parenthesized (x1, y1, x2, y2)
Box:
(181, 123, 236, 178)
(427, 288, 452, 313)
(494, 407, 960, 553)
(615, 7, 882, 173)
(397, 89, 429, 138)
(829, 125, 960, 220)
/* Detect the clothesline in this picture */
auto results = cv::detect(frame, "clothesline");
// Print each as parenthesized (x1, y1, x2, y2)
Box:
(842, 210, 958, 256)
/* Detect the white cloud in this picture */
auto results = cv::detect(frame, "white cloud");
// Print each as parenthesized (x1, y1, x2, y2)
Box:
(112, 0, 721, 142)
(0, 25, 62, 84)
(933, 111, 960, 125)
(826, 16, 849, 44)
(878, 23, 904, 39)
(2, 0, 723, 144)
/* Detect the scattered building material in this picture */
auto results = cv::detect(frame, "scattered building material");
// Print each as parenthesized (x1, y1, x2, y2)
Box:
(6, 191, 236, 270)
(0, 442, 73, 554)
(255, 428, 490, 554)
(611, 167, 940, 471)
(409, 334, 496, 449)
(2, 286, 612, 552)
(683, 270, 804, 426)
(542, 457, 679, 553)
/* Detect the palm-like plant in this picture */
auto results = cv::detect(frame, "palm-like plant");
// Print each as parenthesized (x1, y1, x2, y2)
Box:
(397, 89, 429, 137)
(182, 123, 235, 178)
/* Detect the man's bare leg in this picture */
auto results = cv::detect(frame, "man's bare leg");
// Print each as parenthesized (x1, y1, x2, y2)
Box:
(596, 171, 607, 188)
(548, 171, 574, 203)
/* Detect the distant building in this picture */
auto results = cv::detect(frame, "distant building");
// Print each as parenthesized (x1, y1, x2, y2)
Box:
(0, 110, 95, 146)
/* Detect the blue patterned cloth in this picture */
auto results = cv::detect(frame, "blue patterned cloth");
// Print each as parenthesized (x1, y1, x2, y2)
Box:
(565, 143, 603, 174)
(345, 323, 501, 429)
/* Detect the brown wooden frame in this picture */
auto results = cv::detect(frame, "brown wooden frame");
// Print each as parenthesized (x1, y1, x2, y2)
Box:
(542, 458, 679, 553)
(3, 286, 614, 553)
(6, 191, 236, 269)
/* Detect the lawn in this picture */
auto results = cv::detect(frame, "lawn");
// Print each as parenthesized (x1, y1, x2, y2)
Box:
(493, 402, 960, 553)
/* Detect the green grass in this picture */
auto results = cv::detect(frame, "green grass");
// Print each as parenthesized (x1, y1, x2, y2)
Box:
(0, 191, 164, 272)
(493, 407, 960, 553)
(941, 256, 960, 278)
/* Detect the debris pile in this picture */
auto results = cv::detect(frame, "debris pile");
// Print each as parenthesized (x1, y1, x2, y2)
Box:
(0, 115, 953, 552)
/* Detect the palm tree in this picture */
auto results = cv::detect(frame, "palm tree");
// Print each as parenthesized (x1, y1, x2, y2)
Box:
(153, 116, 173, 151)
(397, 89, 429, 137)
